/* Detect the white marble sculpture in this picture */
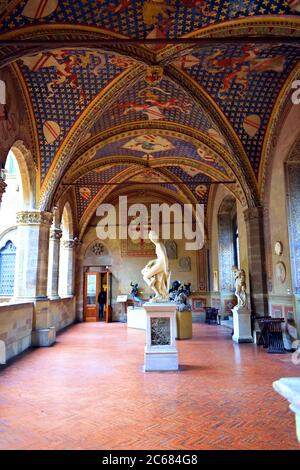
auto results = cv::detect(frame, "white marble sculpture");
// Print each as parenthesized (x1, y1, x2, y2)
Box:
(141, 231, 171, 302)
(231, 266, 252, 342)
(232, 266, 247, 307)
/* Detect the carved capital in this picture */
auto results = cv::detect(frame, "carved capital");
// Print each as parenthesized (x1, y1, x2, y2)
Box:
(0, 176, 7, 204)
(243, 206, 264, 223)
(50, 228, 63, 240)
(62, 239, 81, 249)
(16, 211, 53, 226)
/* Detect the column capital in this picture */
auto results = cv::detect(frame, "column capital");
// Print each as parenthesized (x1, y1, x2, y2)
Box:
(243, 206, 264, 223)
(49, 228, 63, 240)
(16, 211, 53, 226)
(62, 238, 82, 249)
(0, 176, 7, 204)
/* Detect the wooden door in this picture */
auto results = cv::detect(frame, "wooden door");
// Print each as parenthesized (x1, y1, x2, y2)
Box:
(103, 271, 112, 323)
(83, 272, 100, 322)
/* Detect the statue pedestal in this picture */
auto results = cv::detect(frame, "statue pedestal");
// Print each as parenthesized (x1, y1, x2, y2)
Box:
(232, 305, 253, 343)
(176, 310, 192, 339)
(144, 302, 178, 372)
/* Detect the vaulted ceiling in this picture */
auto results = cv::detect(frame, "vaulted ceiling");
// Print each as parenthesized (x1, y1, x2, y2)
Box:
(0, 0, 299, 227)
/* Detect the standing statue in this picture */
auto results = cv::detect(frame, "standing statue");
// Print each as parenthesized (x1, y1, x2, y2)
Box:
(141, 231, 171, 302)
(232, 266, 247, 308)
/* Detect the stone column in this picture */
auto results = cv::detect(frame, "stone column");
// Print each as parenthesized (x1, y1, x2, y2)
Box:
(47, 226, 62, 300)
(59, 239, 76, 297)
(14, 211, 55, 347)
(14, 211, 53, 299)
(244, 207, 268, 316)
(0, 175, 7, 207)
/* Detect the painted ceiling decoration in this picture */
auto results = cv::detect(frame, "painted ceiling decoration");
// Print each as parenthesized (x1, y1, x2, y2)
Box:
(0, 0, 299, 215)
(88, 134, 228, 174)
(1, 0, 300, 39)
(15, 48, 137, 179)
(171, 43, 300, 174)
(90, 75, 221, 139)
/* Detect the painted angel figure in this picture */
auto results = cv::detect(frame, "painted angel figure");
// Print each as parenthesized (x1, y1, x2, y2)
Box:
(232, 266, 247, 308)
(141, 231, 171, 302)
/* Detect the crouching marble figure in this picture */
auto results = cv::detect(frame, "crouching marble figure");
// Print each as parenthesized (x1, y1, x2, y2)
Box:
(141, 230, 171, 302)
(231, 265, 252, 343)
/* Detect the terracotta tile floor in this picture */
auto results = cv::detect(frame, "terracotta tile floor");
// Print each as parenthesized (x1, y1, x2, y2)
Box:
(0, 322, 299, 450)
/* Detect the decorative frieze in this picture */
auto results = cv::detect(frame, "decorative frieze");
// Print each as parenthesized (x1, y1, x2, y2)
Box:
(16, 211, 53, 226)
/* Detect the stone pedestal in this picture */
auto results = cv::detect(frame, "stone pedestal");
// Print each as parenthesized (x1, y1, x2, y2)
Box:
(127, 306, 147, 330)
(31, 326, 56, 347)
(232, 305, 253, 343)
(176, 310, 192, 339)
(273, 378, 300, 443)
(144, 302, 178, 372)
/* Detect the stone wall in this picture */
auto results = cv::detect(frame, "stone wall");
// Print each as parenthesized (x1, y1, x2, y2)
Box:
(0, 297, 76, 363)
(0, 301, 33, 363)
(264, 104, 300, 333)
(48, 296, 76, 332)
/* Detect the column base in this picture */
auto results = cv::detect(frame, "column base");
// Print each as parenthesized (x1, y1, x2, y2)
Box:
(232, 306, 253, 343)
(31, 327, 56, 347)
(144, 349, 178, 371)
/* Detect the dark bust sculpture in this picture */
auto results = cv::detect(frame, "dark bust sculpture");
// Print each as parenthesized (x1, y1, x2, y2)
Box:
(130, 282, 144, 307)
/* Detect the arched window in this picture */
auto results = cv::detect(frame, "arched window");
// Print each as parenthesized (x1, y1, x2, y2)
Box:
(218, 196, 237, 292)
(0, 240, 16, 296)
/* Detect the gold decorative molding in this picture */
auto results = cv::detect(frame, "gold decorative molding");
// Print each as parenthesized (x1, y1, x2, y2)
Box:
(16, 211, 53, 226)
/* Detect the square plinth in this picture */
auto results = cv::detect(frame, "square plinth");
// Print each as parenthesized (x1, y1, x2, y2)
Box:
(144, 302, 179, 371)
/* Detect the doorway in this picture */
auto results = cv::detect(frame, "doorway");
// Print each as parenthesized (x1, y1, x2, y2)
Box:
(83, 270, 112, 322)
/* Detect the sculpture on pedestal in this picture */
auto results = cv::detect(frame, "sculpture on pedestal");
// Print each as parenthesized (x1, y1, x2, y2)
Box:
(231, 266, 252, 343)
(130, 282, 144, 306)
(169, 280, 192, 311)
(141, 231, 171, 302)
(232, 266, 247, 308)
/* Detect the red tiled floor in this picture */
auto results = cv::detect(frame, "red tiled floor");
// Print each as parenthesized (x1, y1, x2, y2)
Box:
(0, 322, 299, 450)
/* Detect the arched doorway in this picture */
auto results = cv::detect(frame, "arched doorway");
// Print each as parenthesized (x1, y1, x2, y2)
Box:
(82, 241, 112, 322)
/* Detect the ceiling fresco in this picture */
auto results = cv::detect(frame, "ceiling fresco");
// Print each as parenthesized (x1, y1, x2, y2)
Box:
(172, 43, 300, 174)
(74, 163, 130, 219)
(16, 49, 136, 179)
(88, 134, 228, 173)
(89, 76, 223, 140)
(1, 0, 299, 39)
(74, 164, 181, 220)
(0, 1, 299, 213)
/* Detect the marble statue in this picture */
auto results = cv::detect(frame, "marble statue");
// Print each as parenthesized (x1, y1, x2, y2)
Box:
(141, 231, 171, 302)
(232, 266, 247, 308)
